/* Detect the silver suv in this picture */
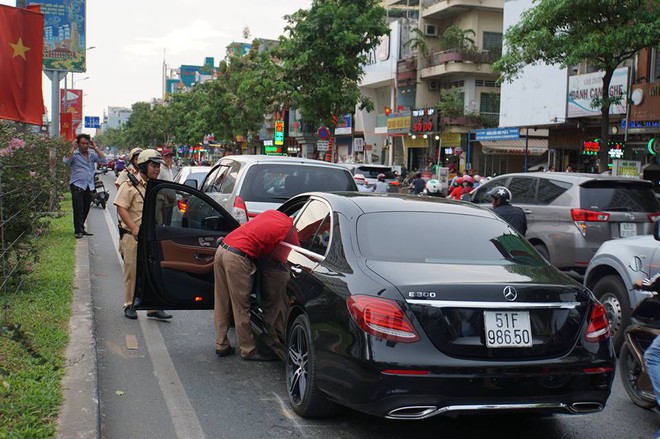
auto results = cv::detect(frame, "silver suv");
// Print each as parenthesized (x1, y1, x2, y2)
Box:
(471, 172, 660, 272)
(584, 221, 660, 351)
(199, 155, 357, 223)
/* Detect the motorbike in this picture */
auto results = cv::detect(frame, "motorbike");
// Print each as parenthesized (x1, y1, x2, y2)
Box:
(91, 172, 109, 209)
(619, 289, 660, 409)
(114, 159, 126, 177)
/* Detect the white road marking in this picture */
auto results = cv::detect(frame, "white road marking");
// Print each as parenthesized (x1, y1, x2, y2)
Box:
(271, 391, 307, 436)
(103, 205, 207, 439)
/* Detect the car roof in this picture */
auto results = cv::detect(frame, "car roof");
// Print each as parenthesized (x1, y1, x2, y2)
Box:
(301, 192, 495, 217)
(214, 155, 351, 170)
(491, 172, 650, 185)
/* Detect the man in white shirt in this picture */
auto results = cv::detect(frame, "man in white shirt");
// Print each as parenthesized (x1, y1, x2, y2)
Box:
(158, 148, 175, 182)
(156, 148, 176, 224)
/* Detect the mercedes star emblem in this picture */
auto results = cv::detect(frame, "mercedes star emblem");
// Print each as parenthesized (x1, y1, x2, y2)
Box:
(503, 286, 518, 301)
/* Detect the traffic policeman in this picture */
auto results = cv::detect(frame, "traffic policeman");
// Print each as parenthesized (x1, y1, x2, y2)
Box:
(114, 149, 173, 320)
(114, 147, 143, 189)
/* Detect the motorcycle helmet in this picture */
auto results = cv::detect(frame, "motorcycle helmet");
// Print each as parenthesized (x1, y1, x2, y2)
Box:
(377, 173, 386, 182)
(137, 149, 164, 174)
(463, 175, 474, 184)
(455, 177, 464, 185)
(488, 186, 512, 203)
(426, 179, 441, 193)
(129, 147, 144, 162)
(353, 173, 367, 185)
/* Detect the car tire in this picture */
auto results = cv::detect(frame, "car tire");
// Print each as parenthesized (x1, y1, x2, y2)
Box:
(619, 342, 657, 408)
(286, 314, 339, 418)
(592, 275, 630, 353)
(533, 243, 550, 262)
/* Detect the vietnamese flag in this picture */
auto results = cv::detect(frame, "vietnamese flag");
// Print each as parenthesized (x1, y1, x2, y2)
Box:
(0, 5, 44, 125)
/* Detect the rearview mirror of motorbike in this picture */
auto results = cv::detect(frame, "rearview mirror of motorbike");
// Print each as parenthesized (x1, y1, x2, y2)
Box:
(654, 220, 660, 242)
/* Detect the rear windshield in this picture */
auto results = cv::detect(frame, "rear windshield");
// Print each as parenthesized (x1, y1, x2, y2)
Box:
(239, 164, 357, 202)
(580, 182, 660, 212)
(356, 166, 396, 179)
(357, 212, 546, 266)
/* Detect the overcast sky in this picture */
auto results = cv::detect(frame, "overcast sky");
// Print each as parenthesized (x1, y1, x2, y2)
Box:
(1, 0, 311, 132)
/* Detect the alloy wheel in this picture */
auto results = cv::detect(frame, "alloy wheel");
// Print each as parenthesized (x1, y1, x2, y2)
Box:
(287, 324, 309, 406)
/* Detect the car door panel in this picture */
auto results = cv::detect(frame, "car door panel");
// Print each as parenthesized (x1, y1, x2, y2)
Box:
(135, 180, 240, 310)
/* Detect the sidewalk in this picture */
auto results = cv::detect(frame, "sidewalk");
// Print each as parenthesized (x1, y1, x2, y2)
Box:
(56, 236, 100, 439)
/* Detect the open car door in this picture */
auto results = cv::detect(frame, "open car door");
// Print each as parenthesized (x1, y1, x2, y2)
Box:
(134, 179, 240, 310)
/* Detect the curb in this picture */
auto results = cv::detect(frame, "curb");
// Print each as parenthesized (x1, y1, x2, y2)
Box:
(56, 237, 100, 439)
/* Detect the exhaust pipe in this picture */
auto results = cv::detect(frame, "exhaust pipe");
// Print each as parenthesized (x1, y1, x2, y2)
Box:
(570, 402, 603, 413)
(386, 406, 438, 420)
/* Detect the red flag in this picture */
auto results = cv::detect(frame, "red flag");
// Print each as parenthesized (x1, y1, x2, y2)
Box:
(60, 112, 73, 141)
(0, 5, 44, 125)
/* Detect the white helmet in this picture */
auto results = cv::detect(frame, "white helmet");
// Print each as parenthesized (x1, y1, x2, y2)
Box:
(426, 179, 441, 193)
(353, 173, 366, 185)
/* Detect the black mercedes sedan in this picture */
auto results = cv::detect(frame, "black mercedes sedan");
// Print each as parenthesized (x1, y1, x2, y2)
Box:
(134, 182, 615, 420)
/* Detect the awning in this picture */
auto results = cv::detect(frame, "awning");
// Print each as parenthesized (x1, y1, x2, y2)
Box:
(479, 138, 548, 156)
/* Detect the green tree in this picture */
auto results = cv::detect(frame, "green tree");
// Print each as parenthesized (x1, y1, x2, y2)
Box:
(437, 88, 465, 124)
(95, 126, 129, 152)
(278, 0, 388, 129)
(404, 27, 429, 58)
(439, 25, 476, 53)
(495, 0, 660, 168)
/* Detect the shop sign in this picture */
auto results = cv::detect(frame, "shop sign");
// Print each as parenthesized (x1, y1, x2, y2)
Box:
(608, 141, 625, 159)
(263, 140, 273, 146)
(440, 132, 461, 147)
(274, 120, 285, 145)
(265, 144, 283, 155)
(334, 115, 352, 135)
(630, 81, 660, 122)
(353, 138, 364, 152)
(411, 107, 438, 133)
(611, 160, 641, 178)
(387, 112, 411, 135)
(567, 67, 628, 117)
(474, 127, 520, 141)
(582, 140, 600, 156)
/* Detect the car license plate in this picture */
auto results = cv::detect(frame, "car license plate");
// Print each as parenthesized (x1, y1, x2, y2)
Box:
(484, 311, 532, 348)
(620, 223, 637, 238)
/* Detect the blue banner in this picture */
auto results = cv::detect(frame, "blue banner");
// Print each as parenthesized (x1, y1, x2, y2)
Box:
(474, 127, 520, 141)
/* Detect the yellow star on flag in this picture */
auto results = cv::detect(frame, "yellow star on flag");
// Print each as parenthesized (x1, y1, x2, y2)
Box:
(9, 37, 30, 60)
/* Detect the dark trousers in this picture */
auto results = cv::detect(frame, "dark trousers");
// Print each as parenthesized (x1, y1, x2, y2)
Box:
(70, 184, 93, 234)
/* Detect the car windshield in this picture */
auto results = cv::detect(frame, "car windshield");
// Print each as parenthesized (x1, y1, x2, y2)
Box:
(580, 182, 660, 212)
(356, 166, 396, 179)
(357, 212, 546, 266)
(239, 164, 356, 202)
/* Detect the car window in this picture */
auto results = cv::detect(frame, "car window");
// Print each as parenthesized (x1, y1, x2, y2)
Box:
(202, 166, 226, 193)
(536, 178, 572, 205)
(219, 162, 241, 194)
(357, 212, 545, 266)
(155, 186, 230, 231)
(508, 177, 536, 204)
(239, 164, 356, 203)
(356, 166, 396, 180)
(294, 199, 331, 253)
(580, 181, 660, 212)
(472, 180, 504, 204)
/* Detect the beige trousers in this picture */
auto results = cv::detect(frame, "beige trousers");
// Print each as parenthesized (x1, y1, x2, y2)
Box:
(119, 234, 137, 308)
(213, 247, 256, 357)
(260, 263, 290, 358)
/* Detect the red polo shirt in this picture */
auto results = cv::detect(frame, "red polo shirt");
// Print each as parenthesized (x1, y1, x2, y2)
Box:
(223, 210, 294, 258)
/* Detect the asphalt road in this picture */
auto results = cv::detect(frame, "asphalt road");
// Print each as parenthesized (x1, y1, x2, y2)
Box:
(86, 172, 658, 439)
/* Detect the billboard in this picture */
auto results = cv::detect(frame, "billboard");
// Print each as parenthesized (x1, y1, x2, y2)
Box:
(567, 67, 628, 117)
(28, 0, 86, 72)
(60, 89, 83, 131)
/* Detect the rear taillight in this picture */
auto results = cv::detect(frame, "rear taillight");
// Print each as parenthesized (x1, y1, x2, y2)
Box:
(584, 302, 610, 343)
(177, 199, 187, 213)
(648, 213, 660, 222)
(571, 209, 610, 222)
(232, 196, 249, 224)
(347, 295, 420, 343)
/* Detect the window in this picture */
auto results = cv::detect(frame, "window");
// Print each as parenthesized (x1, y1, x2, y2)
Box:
(479, 93, 500, 114)
(294, 200, 331, 253)
(219, 162, 241, 194)
(483, 32, 503, 51)
(508, 177, 536, 204)
(536, 179, 571, 205)
(202, 165, 228, 193)
(472, 180, 504, 204)
(653, 46, 660, 82)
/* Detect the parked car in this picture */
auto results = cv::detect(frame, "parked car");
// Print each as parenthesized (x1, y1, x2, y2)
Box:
(197, 155, 357, 223)
(471, 172, 660, 273)
(173, 166, 213, 189)
(342, 163, 399, 192)
(584, 221, 660, 352)
(133, 187, 614, 419)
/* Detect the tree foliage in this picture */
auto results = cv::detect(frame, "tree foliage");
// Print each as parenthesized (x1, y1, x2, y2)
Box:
(278, 0, 388, 128)
(495, 0, 660, 166)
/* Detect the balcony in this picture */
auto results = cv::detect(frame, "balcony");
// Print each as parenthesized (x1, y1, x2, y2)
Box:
(422, 0, 503, 19)
(420, 49, 497, 78)
(397, 58, 418, 88)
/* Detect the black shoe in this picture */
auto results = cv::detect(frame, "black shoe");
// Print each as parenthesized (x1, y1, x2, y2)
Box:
(241, 351, 278, 362)
(215, 346, 235, 357)
(75, 232, 83, 239)
(147, 310, 172, 320)
(124, 307, 137, 319)
(82, 231, 93, 236)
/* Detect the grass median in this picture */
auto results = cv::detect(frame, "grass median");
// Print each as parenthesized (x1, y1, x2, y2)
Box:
(0, 196, 75, 438)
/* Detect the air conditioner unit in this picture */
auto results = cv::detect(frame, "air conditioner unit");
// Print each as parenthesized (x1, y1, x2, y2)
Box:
(424, 24, 438, 37)
(428, 80, 439, 91)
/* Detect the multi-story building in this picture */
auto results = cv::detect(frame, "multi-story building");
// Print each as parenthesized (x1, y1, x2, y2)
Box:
(101, 106, 131, 131)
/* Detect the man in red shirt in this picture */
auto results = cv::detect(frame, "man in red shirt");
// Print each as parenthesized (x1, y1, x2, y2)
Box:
(213, 210, 294, 361)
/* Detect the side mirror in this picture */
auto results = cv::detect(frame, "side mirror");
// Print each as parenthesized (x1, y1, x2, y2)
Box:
(184, 179, 198, 189)
(201, 216, 220, 231)
(654, 220, 660, 241)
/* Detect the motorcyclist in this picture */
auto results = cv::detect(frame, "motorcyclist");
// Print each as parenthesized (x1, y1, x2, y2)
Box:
(488, 186, 527, 236)
(373, 173, 389, 193)
(633, 275, 660, 422)
(353, 173, 372, 193)
(425, 179, 443, 197)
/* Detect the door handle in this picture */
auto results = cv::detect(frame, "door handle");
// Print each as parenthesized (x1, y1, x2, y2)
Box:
(290, 264, 302, 277)
(523, 209, 533, 214)
(194, 253, 214, 263)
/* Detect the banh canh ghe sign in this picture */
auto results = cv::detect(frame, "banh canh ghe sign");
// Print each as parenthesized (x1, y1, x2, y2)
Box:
(387, 112, 411, 135)
(567, 67, 628, 117)
(611, 160, 641, 178)
(28, 0, 87, 72)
